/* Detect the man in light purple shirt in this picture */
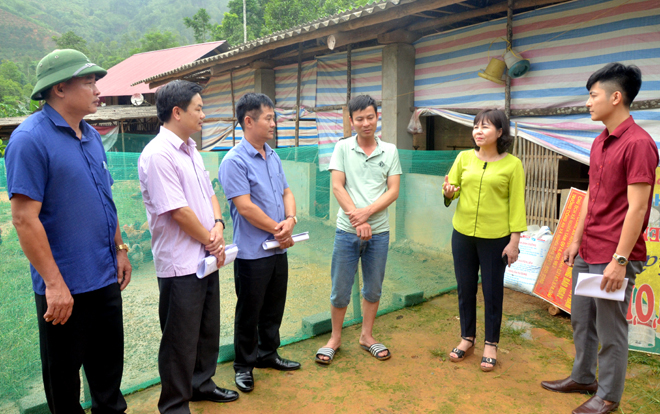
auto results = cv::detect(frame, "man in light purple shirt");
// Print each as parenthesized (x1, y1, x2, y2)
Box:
(138, 80, 239, 413)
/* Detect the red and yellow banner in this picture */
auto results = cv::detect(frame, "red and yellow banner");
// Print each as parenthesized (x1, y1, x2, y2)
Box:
(533, 188, 587, 313)
(627, 167, 660, 355)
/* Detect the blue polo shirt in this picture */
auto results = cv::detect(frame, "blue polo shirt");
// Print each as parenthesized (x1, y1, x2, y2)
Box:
(218, 139, 289, 260)
(5, 104, 118, 295)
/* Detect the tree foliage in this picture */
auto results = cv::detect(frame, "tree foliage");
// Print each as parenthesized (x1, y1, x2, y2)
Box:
(212, 0, 376, 46)
(262, 0, 367, 33)
(213, 0, 268, 46)
(0, 61, 33, 105)
(132, 31, 179, 54)
(52, 31, 89, 55)
(184, 8, 213, 43)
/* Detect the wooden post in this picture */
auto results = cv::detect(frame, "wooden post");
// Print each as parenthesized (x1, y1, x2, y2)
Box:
(230, 70, 236, 147)
(504, 0, 514, 120)
(294, 43, 303, 147)
(120, 121, 125, 152)
(120, 121, 126, 179)
(512, 121, 519, 155)
(342, 106, 352, 138)
(346, 44, 352, 105)
(342, 44, 353, 139)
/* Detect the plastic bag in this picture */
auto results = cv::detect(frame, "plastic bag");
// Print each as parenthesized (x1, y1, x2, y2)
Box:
(504, 226, 554, 295)
(407, 109, 424, 134)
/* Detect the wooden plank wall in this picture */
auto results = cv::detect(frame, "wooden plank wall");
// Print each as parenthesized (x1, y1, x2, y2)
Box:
(512, 134, 560, 232)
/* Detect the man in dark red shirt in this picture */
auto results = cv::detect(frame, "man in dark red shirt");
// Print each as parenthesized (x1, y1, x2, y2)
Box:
(541, 63, 658, 414)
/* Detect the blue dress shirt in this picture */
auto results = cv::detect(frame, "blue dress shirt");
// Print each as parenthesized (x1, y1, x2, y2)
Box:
(218, 139, 289, 260)
(5, 104, 118, 295)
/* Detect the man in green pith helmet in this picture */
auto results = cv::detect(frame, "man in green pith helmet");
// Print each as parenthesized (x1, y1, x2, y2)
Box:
(5, 49, 131, 414)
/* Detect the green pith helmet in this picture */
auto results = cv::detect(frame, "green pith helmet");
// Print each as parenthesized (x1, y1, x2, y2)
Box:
(31, 49, 107, 101)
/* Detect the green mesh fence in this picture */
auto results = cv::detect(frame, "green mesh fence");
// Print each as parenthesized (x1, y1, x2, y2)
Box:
(0, 146, 460, 410)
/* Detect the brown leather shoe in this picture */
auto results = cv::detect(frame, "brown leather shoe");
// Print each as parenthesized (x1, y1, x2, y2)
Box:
(541, 376, 598, 395)
(572, 395, 619, 414)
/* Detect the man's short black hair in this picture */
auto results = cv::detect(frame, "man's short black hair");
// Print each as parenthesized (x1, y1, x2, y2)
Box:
(348, 95, 378, 119)
(473, 109, 512, 154)
(586, 63, 642, 108)
(155, 80, 203, 123)
(236, 92, 274, 129)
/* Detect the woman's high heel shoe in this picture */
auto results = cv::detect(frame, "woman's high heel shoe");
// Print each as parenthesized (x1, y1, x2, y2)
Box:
(449, 337, 475, 362)
(481, 341, 498, 372)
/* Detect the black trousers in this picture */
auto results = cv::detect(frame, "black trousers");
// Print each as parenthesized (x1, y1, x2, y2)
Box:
(451, 230, 510, 343)
(157, 271, 220, 414)
(233, 254, 288, 373)
(35, 283, 126, 414)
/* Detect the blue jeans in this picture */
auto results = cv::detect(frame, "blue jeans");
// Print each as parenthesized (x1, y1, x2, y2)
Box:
(330, 229, 390, 308)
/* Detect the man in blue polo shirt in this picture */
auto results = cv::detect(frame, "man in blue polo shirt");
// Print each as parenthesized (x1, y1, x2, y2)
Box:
(219, 93, 300, 393)
(5, 49, 132, 414)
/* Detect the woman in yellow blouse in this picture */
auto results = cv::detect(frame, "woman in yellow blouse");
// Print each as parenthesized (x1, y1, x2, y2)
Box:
(443, 109, 527, 372)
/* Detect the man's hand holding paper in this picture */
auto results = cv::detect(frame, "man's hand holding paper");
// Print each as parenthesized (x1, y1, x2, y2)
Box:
(600, 260, 627, 292)
(274, 218, 295, 249)
(575, 273, 629, 301)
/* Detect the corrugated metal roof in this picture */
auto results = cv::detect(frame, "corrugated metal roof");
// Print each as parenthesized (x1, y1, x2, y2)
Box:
(98, 40, 226, 97)
(133, 0, 410, 86)
(0, 105, 159, 137)
(0, 105, 158, 128)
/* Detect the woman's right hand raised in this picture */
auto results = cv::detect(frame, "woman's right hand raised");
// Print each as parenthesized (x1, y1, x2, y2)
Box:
(443, 175, 460, 199)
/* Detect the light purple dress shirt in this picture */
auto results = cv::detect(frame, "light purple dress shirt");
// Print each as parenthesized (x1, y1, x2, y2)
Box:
(138, 126, 215, 278)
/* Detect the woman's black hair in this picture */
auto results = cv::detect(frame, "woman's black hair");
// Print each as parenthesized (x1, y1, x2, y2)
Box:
(473, 109, 512, 154)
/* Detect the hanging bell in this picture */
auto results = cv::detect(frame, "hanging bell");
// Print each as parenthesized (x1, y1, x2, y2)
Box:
(478, 58, 506, 85)
(504, 48, 530, 78)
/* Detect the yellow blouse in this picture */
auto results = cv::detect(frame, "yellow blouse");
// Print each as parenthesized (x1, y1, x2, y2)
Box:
(445, 150, 527, 238)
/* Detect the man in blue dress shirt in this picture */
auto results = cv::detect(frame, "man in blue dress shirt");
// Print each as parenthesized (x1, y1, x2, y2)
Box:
(218, 93, 300, 393)
(5, 49, 132, 414)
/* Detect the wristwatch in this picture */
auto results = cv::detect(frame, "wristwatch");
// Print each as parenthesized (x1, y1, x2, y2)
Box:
(116, 243, 130, 253)
(215, 218, 226, 229)
(613, 253, 628, 266)
(286, 215, 298, 224)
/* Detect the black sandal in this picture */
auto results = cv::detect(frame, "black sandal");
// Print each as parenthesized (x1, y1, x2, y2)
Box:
(449, 337, 475, 362)
(481, 341, 498, 372)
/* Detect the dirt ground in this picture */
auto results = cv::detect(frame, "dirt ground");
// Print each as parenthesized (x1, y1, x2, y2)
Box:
(120, 288, 660, 414)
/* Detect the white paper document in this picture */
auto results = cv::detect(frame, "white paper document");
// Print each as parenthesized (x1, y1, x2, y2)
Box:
(574, 273, 629, 301)
(196, 244, 239, 279)
(262, 232, 310, 250)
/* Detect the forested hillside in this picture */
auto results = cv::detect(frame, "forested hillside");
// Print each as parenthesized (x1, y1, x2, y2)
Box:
(0, 0, 376, 113)
(0, 0, 230, 60)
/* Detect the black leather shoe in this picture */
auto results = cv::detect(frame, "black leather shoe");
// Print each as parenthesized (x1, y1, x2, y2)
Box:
(255, 356, 301, 371)
(191, 386, 239, 403)
(235, 371, 254, 393)
(541, 377, 598, 395)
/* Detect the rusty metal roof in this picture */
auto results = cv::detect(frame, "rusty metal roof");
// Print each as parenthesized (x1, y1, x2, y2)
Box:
(98, 40, 225, 96)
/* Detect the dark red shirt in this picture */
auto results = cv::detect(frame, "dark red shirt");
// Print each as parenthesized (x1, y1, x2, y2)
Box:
(580, 116, 658, 264)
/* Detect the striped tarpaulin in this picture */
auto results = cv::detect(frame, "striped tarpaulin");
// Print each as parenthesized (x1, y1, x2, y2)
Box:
(274, 60, 317, 109)
(275, 118, 319, 147)
(413, 0, 660, 163)
(201, 67, 255, 150)
(411, 107, 660, 165)
(510, 0, 660, 109)
(274, 60, 319, 146)
(317, 46, 384, 169)
(275, 108, 319, 147)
